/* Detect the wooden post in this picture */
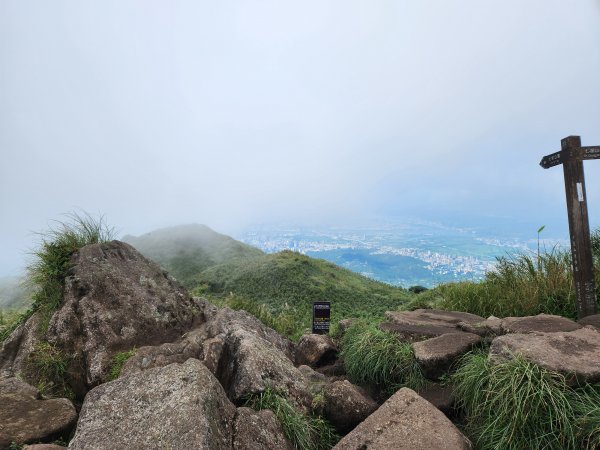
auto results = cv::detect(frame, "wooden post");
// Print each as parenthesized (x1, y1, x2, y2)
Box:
(540, 135, 598, 319)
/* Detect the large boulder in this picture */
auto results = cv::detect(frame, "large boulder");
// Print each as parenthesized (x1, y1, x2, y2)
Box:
(578, 314, 600, 331)
(412, 332, 481, 379)
(500, 314, 581, 334)
(68, 358, 236, 449)
(233, 407, 294, 450)
(382, 309, 483, 341)
(0, 378, 76, 449)
(323, 380, 378, 434)
(0, 313, 44, 380)
(489, 327, 600, 384)
(332, 388, 472, 450)
(218, 329, 312, 409)
(296, 334, 338, 367)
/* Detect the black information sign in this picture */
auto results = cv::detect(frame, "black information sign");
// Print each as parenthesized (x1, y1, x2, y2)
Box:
(312, 301, 331, 334)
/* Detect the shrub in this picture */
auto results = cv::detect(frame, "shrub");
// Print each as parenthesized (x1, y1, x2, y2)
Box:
(452, 350, 578, 450)
(244, 387, 339, 450)
(340, 321, 426, 392)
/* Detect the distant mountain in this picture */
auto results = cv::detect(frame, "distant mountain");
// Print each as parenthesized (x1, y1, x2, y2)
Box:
(122, 224, 264, 289)
(196, 250, 412, 329)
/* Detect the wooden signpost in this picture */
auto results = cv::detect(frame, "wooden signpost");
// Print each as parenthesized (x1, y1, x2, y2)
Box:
(540, 135, 600, 319)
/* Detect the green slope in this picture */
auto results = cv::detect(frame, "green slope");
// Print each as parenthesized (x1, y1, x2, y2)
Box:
(122, 224, 264, 289)
(196, 250, 413, 335)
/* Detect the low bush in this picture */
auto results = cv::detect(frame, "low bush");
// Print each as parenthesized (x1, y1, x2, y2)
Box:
(244, 387, 339, 450)
(340, 321, 426, 393)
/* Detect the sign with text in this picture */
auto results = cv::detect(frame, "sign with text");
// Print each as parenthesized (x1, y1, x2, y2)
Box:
(540, 135, 598, 318)
(312, 301, 331, 334)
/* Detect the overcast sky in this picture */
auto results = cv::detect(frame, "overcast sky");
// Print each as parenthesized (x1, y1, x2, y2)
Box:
(1, 1, 600, 275)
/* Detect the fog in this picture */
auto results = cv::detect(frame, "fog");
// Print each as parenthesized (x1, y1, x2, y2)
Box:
(1, 1, 600, 275)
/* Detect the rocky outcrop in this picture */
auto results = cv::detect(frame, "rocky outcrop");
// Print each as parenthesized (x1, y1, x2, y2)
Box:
(382, 309, 483, 341)
(296, 334, 338, 367)
(69, 359, 236, 450)
(0, 378, 76, 449)
(412, 332, 481, 379)
(489, 327, 600, 384)
(0, 313, 44, 380)
(324, 380, 378, 434)
(233, 407, 294, 450)
(332, 388, 472, 450)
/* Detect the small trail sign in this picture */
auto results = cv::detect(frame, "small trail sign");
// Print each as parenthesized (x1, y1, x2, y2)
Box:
(312, 301, 331, 334)
(540, 135, 599, 319)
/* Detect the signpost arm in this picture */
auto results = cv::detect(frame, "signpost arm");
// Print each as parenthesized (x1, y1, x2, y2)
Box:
(561, 136, 598, 318)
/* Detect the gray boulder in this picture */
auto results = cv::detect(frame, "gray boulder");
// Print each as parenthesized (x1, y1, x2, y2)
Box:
(233, 407, 294, 450)
(0, 378, 76, 449)
(218, 329, 312, 410)
(500, 314, 581, 334)
(68, 359, 236, 450)
(578, 314, 600, 331)
(382, 309, 483, 341)
(489, 327, 600, 384)
(332, 388, 471, 450)
(324, 380, 378, 434)
(412, 332, 481, 379)
(296, 334, 338, 367)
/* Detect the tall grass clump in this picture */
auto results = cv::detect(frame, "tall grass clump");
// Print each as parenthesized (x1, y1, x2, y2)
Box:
(341, 321, 426, 392)
(452, 350, 579, 450)
(571, 384, 600, 450)
(244, 387, 339, 450)
(26, 212, 115, 333)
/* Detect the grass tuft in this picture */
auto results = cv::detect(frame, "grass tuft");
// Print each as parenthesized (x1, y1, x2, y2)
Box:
(452, 350, 579, 450)
(108, 348, 136, 381)
(245, 387, 339, 450)
(340, 321, 427, 392)
(24, 341, 74, 399)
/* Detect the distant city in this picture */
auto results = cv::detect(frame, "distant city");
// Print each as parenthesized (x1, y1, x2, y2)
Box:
(237, 219, 569, 288)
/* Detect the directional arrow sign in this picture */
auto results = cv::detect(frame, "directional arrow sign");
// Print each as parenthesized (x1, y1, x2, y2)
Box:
(582, 146, 600, 160)
(539, 150, 564, 169)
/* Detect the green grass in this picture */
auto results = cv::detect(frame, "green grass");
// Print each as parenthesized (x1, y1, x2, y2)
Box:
(244, 387, 339, 450)
(108, 348, 137, 381)
(24, 341, 74, 399)
(431, 229, 600, 319)
(340, 321, 427, 393)
(452, 350, 580, 450)
(195, 251, 413, 339)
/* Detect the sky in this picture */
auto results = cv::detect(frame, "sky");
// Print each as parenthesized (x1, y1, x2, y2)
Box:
(1, 1, 600, 276)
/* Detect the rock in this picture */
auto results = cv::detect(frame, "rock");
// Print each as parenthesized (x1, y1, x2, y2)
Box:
(501, 314, 581, 334)
(456, 316, 503, 336)
(297, 364, 328, 384)
(324, 380, 378, 434)
(338, 319, 357, 334)
(69, 359, 236, 450)
(296, 334, 338, 367)
(119, 338, 202, 377)
(382, 309, 483, 341)
(332, 388, 472, 450)
(417, 384, 454, 416)
(233, 407, 294, 450)
(489, 327, 600, 384)
(218, 329, 312, 410)
(578, 314, 600, 331)
(0, 378, 76, 448)
(316, 359, 346, 377)
(412, 333, 481, 379)
(0, 312, 44, 379)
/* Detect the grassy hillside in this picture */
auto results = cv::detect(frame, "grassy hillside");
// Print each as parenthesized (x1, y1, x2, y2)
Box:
(122, 224, 264, 289)
(195, 250, 413, 338)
